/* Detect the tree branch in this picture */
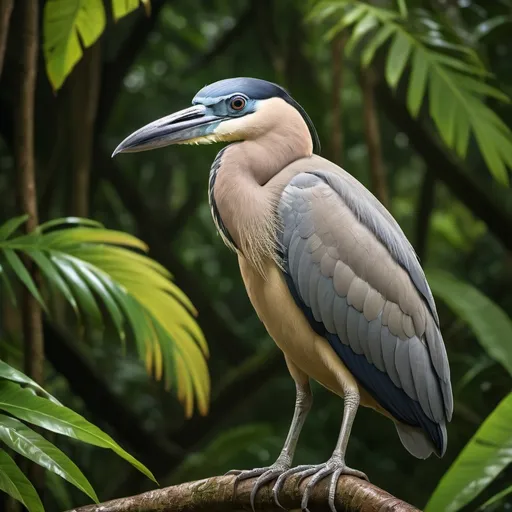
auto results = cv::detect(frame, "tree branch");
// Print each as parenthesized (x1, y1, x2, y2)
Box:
(68, 474, 419, 512)
(69, 41, 102, 216)
(14, 0, 42, 382)
(14, 0, 43, 489)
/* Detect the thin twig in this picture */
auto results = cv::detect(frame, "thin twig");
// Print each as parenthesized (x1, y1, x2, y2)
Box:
(68, 474, 420, 512)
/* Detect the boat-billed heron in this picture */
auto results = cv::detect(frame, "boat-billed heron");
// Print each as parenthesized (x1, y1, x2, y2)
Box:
(113, 77, 453, 511)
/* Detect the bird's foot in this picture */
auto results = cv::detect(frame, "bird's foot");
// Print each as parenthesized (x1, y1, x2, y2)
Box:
(271, 456, 368, 512)
(225, 459, 291, 511)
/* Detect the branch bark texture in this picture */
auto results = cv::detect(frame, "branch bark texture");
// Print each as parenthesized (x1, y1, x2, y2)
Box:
(68, 474, 420, 512)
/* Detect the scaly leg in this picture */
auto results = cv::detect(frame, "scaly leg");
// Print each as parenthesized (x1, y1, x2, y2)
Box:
(227, 358, 312, 510)
(273, 388, 368, 512)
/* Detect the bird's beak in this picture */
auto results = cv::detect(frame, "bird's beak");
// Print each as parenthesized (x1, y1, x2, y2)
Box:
(112, 104, 224, 156)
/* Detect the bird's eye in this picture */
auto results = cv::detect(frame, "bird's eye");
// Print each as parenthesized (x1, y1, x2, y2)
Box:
(230, 96, 246, 111)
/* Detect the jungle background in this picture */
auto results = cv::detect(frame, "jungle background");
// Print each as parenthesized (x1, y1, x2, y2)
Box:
(0, 0, 511, 511)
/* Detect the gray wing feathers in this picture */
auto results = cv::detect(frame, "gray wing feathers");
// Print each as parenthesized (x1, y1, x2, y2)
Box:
(280, 172, 453, 427)
(311, 169, 440, 326)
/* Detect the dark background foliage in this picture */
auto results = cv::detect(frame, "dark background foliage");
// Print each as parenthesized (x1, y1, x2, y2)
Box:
(0, 0, 511, 510)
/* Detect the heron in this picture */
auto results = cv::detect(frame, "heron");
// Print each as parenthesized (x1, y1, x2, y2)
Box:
(113, 77, 453, 511)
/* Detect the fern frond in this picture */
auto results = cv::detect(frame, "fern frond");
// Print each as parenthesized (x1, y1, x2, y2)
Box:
(310, 0, 512, 185)
(0, 216, 209, 417)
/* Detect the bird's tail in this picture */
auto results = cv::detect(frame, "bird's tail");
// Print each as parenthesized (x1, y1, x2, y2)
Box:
(395, 421, 447, 459)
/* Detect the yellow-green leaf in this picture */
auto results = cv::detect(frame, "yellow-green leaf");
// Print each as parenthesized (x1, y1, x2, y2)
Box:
(43, 0, 106, 91)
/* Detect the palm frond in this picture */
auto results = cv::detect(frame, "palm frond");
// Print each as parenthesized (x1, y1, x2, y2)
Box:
(309, 0, 512, 185)
(0, 216, 209, 417)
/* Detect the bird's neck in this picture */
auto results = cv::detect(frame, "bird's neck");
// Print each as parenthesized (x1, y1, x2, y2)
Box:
(210, 127, 312, 276)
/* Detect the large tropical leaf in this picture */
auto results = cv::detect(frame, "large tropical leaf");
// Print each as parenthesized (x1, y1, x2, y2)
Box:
(0, 414, 97, 502)
(0, 380, 156, 483)
(0, 449, 44, 512)
(425, 392, 512, 512)
(309, 1, 512, 184)
(427, 269, 512, 377)
(0, 359, 61, 405)
(0, 216, 209, 417)
(43, 0, 106, 91)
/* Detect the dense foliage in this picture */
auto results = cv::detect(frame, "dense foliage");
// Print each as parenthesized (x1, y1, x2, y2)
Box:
(0, 0, 511, 510)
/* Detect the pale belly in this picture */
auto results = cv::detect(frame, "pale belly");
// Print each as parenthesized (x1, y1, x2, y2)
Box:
(238, 256, 391, 417)
(239, 255, 367, 401)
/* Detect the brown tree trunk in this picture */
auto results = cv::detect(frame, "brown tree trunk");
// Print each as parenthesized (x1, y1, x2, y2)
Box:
(13, 0, 43, 488)
(0, 0, 13, 79)
(68, 474, 420, 512)
(360, 69, 389, 208)
(330, 32, 347, 165)
(70, 42, 102, 217)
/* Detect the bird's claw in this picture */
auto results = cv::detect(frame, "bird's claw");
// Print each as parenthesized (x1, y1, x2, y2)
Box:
(226, 461, 291, 511)
(272, 457, 368, 512)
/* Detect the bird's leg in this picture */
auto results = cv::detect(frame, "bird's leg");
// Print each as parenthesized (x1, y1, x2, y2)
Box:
(226, 359, 312, 510)
(273, 388, 368, 512)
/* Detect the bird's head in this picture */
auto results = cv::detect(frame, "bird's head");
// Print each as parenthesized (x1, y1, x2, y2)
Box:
(112, 77, 320, 157)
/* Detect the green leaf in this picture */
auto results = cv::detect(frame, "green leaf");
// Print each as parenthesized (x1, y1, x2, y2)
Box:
(0, 262, 17, 306)
(345, 14, 378, 56)
(43, 0, 106, 90)
(425, 392, 512, 512)
(111, 0, 150, 21)
(386, 32, 412, 88)
(0, 360, 61, 404)
(427, 269, 512, 376)
(310, 0, 512, 184)
(0, 449, 44, 512)
(26, 250, 79, 315)
(407, 47, 428, 116)
(472, 16, 511, 42)
(70, 259, 126, 341)
(0, 414, 98, 502)
(361, 24, 394, 67)
(0, 217, 209, 417)
(51, 255, 103, 329)
(0, 381, 156, 483)
(0, 216, 29, 241)
(38, 217, 103, 232)
(46, 470, 74, 510)
(396, 0, 407, 18)
(480, 484, 512, 510)
(3, 249, 47, 311)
